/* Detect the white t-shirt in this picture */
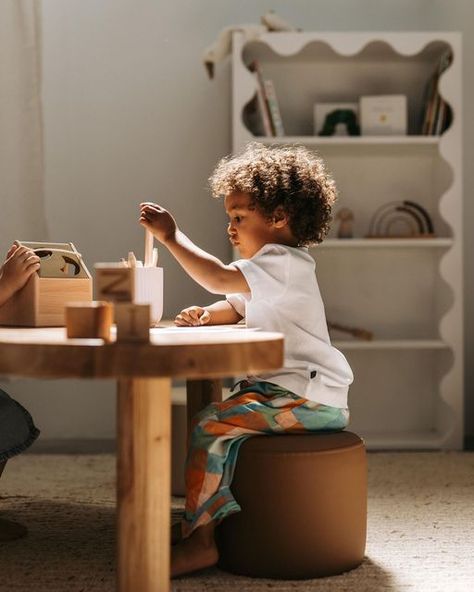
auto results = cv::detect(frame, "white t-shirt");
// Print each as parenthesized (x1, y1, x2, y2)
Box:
(226, 243, 353, 408)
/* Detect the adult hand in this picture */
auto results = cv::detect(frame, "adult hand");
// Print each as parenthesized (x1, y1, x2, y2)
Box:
(139, 202, 178, 244)
(174, 306, 211, 327)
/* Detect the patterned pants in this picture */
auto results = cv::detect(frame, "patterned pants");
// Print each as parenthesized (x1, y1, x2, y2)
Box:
(182, 381, 349, 537)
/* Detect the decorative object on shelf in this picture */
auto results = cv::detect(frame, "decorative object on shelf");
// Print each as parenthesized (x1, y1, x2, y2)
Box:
(328, 321, 373, 341)
(335, 208, 354, 239)
(367, 200, 434, 238)
(359, 95, 407, 136)
(315, 102, 360, 136)
(260, 10, 300, 32)
(202, 12, 299, 79)
(420, 49, 453, 135)
(203, 25, 266, 79)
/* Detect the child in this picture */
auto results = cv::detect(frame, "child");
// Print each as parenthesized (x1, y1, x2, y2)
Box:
(0, 242, 41, 539)
(139, 142, 353, 578)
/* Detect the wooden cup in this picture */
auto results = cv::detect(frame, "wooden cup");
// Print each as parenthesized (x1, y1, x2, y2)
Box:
(65, 301, 113, 341)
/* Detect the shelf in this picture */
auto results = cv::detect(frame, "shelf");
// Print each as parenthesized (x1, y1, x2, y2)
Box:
(256, 135, 440, 147)
(315, 238, 454, 249)
(361, 430, 446, 450)
(333, 339, 449, 350)
(233, 31, 463, 450)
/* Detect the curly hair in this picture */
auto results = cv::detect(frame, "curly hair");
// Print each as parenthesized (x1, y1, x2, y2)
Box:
(208, 142, 337, 246)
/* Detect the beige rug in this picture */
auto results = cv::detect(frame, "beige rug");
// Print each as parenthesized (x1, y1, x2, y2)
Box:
(0, 452, 473, 592)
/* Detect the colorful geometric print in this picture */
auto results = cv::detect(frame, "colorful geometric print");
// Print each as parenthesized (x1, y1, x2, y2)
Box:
(182, 381, 349, 538)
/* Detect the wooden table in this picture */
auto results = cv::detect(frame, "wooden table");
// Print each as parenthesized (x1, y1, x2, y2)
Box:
(0, 326, 283, 591)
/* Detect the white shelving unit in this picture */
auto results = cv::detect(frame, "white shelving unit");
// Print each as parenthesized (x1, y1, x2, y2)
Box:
(231, 31, 463, 450)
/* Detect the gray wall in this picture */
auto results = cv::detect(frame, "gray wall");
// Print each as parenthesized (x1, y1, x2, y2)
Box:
(6, 0, 472, 441)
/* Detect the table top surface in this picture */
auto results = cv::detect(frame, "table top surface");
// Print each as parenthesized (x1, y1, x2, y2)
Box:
(0, 325, 284, 380)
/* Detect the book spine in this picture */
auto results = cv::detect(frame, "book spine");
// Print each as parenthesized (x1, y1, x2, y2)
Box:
(430, 93, 441, 135)
(435, 99, 445, 135)
(263, 79, 285, 136)
(254, 72, 273, 136)
(251, 60, 274, 136)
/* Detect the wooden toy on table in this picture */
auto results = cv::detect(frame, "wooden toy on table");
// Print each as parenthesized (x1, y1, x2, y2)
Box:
(65, 301, 114, 341)
(114, 303, 151, 342)
(0, 241, 92, 327)
(94, 230, 163, 342)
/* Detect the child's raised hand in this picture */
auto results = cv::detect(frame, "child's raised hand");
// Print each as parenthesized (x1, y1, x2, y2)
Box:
(1, 244, 40, 297)
(139, 202, 177, 244)
(174, 306, 211, 327)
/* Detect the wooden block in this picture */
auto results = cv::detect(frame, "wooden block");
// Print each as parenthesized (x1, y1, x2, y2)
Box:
(65, 301, 113, 341)
(115, 303, 150, 342)
(95, 265, 134, 303)
(94, 264, 163, 324)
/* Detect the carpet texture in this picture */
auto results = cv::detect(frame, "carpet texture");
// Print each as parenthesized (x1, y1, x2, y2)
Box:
(0, 452, 473, 592)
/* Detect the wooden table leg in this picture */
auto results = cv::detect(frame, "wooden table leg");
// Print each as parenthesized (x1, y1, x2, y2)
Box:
(117, 378, 171, 592)
(185, 379, 223, 438)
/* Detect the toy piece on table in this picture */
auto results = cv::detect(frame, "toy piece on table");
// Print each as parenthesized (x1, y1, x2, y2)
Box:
(65, 301, 113, 341)
(95, 263, 134, 303)
(95, 266, 162, 327)
(14, 241, 89, 278)
(151, 247, 158, 267)
(328, 321, 373, 341)
(95, 264, 163, 323)
(128, 251, 143, 268)
(115, 303, 150, 342)
(0, 241, 92, 327)
(144, 229, 154, 267)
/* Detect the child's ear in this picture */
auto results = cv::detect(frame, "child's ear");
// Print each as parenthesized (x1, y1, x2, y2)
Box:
(272, 206, 288, 228)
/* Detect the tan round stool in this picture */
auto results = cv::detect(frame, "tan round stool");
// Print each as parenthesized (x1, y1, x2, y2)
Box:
(217, 431, 367, 579)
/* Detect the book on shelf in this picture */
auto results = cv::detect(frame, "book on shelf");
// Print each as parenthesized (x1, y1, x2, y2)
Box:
(263, 79, 285, 136)
(250, 60, 273, 136)
(420, 49, 453, 135)
(249, 60, 285, 137)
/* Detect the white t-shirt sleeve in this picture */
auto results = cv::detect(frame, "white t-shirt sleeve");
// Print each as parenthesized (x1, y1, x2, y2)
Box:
(226, 292, 247, 317)
(226, 244, 290, 306)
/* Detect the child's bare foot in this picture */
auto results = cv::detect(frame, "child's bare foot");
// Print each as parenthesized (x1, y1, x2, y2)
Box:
(171, 522, 218, 578)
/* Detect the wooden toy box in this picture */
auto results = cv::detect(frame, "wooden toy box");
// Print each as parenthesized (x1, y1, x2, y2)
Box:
(0, 242, 92, 327)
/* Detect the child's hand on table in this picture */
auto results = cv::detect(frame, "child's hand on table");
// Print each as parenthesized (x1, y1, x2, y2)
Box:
(139, 202, 177, 244)
(0, 243, 40, 304)
(175, 306, 211, 327)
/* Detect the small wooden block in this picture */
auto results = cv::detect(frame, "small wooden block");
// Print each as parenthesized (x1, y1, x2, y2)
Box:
(115, 303, 150, 342)
(65, 301, 113, 341)
(95, 266, 134, 303)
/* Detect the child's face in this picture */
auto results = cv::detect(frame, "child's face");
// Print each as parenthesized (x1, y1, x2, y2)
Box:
(225, 192, 286, 259)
